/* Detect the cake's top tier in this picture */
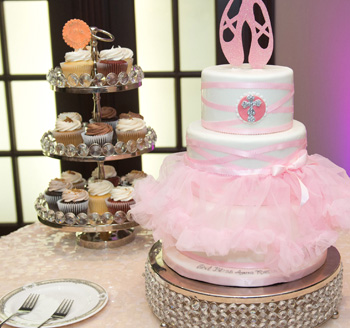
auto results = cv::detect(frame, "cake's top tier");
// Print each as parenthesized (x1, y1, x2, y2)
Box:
(201, 64, 294, 135)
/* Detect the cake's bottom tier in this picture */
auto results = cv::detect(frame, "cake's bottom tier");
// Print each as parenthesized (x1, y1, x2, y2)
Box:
(131, 152, 350, 276)
(163, 246, 327, 287)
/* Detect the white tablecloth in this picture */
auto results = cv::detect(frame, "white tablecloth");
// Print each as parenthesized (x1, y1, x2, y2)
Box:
(0, 223, 349, 327)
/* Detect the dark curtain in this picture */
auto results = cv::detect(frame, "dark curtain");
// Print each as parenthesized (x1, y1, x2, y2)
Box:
(48, 0, 141, 178)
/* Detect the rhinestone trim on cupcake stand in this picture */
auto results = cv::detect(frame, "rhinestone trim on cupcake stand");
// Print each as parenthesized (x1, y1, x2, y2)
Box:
(40, 127, 157, 162)
(35, 194, 138, 249)
(145, 241, 342, 328)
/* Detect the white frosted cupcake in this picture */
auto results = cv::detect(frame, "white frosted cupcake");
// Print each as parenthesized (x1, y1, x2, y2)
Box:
(115, 112, 147, 143)
(105, 186, 135, 214)
(121, 170, 147, 186)
(88, 180, 114, 215)
(91, 165, 120, 186)
(60, 48, 93, 78)
(52, 116, 84, 146)
(57, 188, 89, 215)
(61, 170, 86, 189)
(58, 112, 82, 122)
(44, 178, 73, 211)
(97, 46, 134, 76)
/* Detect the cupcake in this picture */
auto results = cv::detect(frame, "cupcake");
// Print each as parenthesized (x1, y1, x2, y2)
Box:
(81, 122, 114, 146)
(44, 178, 73, 211)
(91, 165, 120, 186)
(97, 46, 134, 76)
(121, 170, 147, 186)
(57, 188, 89, 215)
(61, 170, 86, 189)
(88, 180, 114, 215)
(58, 112, 82, 122)
(60, 48, 93, 78)
(90, 106, 118, 129)
(105, 186, 135, 214)
(115, 112, 147, 143)
(52, 116, 84, 146)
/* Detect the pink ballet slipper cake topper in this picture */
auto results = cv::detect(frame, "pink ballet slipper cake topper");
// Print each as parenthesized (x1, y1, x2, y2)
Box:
(219, 0, 274, 68)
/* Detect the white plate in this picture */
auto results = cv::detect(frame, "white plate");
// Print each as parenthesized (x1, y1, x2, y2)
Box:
(0, 278, 108, 327)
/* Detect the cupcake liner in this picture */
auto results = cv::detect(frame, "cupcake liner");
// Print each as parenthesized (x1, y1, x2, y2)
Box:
(52, 128, 84, 146)
(44, 193, 61, 211)
(116, 127, 147, 143)
(97, 60, 128, 77)
(60, 60, 93, 78)
(88, 194, 110, 215)
(57, 199, 89, 215)
(105, 199, 135, 215)
(125, 58, 134, 74)
(81, 130, 114, 146)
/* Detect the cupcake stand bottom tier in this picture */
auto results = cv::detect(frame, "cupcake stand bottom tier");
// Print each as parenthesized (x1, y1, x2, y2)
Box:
(145, 241, 342, 328)
(38, 217, 137, 249)
(77, 229, 135, 249)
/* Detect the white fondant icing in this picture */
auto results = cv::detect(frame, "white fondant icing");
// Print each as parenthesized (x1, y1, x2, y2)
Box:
(201, 64, 294, 134)
(186, 120, 306, 170)
(163, 247, 327, 287)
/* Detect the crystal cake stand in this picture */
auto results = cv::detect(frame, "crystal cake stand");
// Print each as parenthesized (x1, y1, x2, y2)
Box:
(145, 241, 342, 327)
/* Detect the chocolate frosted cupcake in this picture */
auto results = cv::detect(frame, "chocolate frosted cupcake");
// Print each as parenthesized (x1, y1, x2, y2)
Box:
(88, 180, 114, 215)
(44, 178, 73, 211)
(115, 112, 147, 143)
(97, 46, 133, 76)
(57, 188, 89, 214)
(61, 170, 86, 189)
(105, 186, 135, 214)
(121, 170, 147, 186)
(91, 165, 120, 186)
(81, 122, 114, 146)
(52, 116, 84, 146)
(90, 106, 118, 129)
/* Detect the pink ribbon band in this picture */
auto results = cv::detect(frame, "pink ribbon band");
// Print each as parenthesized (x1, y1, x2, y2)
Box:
(202, 82, 294, 90)
(201, 120, 293, 135)
(201, 81, 294, 133)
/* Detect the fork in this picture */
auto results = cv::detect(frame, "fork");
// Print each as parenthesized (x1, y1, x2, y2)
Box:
(0, 293, 40, 327)
(37, 299, 74, 328)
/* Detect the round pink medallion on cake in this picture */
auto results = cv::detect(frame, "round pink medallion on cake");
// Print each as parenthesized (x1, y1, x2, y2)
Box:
(238, 94, 266, 123)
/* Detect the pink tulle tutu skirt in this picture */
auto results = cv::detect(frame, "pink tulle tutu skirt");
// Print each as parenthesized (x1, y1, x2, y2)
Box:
(130, 152, 350, 274)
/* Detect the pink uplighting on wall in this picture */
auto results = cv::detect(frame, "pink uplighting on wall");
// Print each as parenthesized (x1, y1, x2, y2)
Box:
(275, 1, 350, 173)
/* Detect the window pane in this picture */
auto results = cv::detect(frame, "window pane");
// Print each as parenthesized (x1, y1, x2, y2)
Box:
(179, 0, 216, 71)
(4, 1, 52, 74)
(18, 156, 60, 223)
(181, 78, 201, 146)
(0, 82, 10, 150)
(142, 153, 168, 180)
(135, 0, 174, 71)
(12, 81, 56, 150)
(0, 34, 3, 75)
(139, 78, 176, 147)
(0, 157, 16, 223)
